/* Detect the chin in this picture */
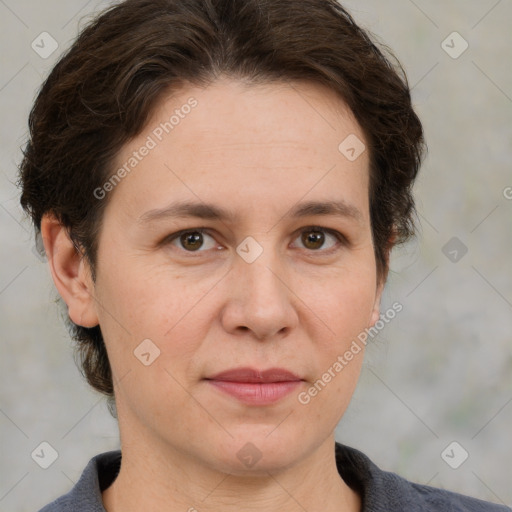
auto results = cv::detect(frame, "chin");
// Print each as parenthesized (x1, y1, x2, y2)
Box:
(203, 430, 306, 476)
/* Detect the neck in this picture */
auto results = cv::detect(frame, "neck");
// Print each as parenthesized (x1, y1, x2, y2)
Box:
(102, 434, 361, 512)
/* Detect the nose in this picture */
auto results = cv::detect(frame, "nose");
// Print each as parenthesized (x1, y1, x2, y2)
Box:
(220, 243, 299, 341)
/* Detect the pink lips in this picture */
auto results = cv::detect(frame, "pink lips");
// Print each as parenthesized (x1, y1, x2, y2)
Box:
(205, 367, 303, 405)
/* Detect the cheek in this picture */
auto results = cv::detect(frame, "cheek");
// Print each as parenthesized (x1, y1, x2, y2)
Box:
(93, 257, 218, 372)
(294, 268, 374, 427)
(93, 263, 213, 423)
(295, 261, 378, 344)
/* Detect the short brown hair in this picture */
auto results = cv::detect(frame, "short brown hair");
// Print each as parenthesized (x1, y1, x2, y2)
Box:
(18, 0, 425, 401)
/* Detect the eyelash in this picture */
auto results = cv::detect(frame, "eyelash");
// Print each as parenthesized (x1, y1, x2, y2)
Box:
(163, 226, 348, 256)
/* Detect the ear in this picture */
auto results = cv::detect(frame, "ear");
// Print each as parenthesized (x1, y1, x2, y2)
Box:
(40, 214, 99, 328)
(369, 278, 385, 327)
(369, 230, 397, 326)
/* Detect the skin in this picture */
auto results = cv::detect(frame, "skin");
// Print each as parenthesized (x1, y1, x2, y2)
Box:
(42, 78, 390, 512)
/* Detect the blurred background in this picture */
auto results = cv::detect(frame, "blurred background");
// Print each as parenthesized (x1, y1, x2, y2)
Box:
(0, 1, 511, 510)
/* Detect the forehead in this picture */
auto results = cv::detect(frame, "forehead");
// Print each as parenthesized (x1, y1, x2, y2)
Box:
(106, 78, 370, 224)
(155, 78, 363, 149)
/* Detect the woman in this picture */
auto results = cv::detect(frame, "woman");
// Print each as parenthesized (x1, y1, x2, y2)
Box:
(18, 0, 510, 510)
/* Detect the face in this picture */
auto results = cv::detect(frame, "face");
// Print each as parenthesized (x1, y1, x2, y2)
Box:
(78, 78, 384, 473)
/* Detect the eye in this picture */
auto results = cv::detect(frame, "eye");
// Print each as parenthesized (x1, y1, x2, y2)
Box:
(163, 226, 346, 255)
(166, 229, 218, 253)
(292, 226, 345, 253)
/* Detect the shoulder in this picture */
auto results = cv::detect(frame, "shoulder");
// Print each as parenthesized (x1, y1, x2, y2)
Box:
(335, 443, 511, 512)
(36, 450, 121, 512)
(407, 480, 510, 512)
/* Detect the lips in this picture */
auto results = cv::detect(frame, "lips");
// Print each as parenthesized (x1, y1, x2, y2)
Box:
(205, 367, 304, 405)
(206, 367, 303, 383)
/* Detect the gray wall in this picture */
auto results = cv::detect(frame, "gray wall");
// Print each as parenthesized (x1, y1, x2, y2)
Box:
(1, 1, 511, 510)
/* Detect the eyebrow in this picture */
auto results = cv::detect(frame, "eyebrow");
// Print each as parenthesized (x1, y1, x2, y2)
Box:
(138, 199, 364, 225)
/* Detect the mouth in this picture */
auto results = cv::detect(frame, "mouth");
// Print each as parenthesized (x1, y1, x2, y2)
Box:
(204, 367, 304, 405)
(206, 367, 303, 383)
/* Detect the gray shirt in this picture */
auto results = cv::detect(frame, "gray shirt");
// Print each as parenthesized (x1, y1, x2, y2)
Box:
(37, 443, 511, 511)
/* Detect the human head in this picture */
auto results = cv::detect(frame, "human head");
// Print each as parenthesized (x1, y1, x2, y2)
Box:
(18, 0, 424, 405)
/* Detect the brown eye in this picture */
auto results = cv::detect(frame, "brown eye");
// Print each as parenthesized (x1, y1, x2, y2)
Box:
(166, 229, 218, 253)
(293, 227, 343, 253)
(180, 231, 204, 251)
(301, 230, 325, 250)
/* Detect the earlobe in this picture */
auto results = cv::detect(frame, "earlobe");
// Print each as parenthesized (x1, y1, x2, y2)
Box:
(40, 214, 99, 328)
(369, 280, 384, 327)
(369, 232, 394, 326)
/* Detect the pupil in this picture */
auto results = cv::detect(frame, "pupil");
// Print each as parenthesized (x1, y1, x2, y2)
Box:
(304, 230, 324, 249)
(182, 232, 202, 251)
